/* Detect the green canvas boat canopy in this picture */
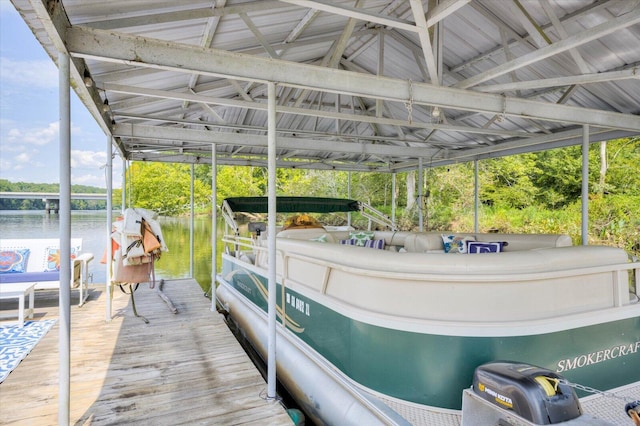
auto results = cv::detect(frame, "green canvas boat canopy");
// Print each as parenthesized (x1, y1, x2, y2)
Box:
(223, 197, 361, 214)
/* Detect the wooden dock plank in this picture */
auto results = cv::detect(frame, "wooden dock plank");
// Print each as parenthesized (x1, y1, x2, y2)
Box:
(0, 279, 292, 425)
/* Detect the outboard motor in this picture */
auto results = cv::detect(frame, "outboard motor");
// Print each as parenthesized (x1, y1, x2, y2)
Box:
(461, 361, 613, 425)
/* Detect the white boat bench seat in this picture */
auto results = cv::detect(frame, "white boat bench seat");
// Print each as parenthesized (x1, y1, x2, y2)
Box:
(0, 238, 94, 307)
(252, 229, 639, 321)
(271, 238, 638, 321)
(401, 232, 572, 252)
(274, 228, 573, 252)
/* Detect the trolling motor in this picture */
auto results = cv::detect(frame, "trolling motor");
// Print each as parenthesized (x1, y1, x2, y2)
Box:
(627, 401, 640, 425)
(461, 361, 615, 425)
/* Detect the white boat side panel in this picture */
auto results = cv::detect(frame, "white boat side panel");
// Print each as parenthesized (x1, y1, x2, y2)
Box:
(286, 256, 329, 293)
(323, 268, 617, 321)
(267, 240, 637, 328)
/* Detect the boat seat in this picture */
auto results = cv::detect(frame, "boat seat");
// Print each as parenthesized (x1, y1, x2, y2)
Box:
(402, 232, 572, 253)
(276, 228, 338, 243)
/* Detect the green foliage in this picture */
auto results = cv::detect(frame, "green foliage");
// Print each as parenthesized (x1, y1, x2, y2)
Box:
(584, 194, 640, 254)
(480, 154, 538, 208)
(215, 166, 265, 205)
(413, 137, 639, 256)
(127, 162, 210, 216)
(599, 138, 640, 195)
(531, 146, 584, 207)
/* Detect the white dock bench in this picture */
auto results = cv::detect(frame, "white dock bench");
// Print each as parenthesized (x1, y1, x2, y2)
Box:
(0, 238, 94, 307)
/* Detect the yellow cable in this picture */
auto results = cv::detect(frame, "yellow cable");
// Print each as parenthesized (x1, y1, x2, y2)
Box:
(534, 376, 557, 397)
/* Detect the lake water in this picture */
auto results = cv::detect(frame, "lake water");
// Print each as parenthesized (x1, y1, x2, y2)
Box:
(0, 210, 216, 293)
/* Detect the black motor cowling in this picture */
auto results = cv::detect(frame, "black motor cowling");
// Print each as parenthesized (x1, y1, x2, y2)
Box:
(472, 361, 582, 425)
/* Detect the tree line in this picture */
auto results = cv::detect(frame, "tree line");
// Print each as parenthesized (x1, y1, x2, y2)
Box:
(0, 180, 108, 210)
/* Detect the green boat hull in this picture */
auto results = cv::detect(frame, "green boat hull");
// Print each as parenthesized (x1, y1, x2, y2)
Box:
(220, 259, 640, 410)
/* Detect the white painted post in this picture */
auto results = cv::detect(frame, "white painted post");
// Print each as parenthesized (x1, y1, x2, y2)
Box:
(474, 160, 479, 233)
(347, 171, 352, 227)
(267, 82, 277, 398)
(190, 164, 195, 277)
(121, 158, 126, 213)
(58, 50, 71, 426)
(582, 125, 589, 245)
(211, 144, 217, 310)
(391, 173, 396, 224)
(106, 137, 113, 322)
(418, 158, 424, 231)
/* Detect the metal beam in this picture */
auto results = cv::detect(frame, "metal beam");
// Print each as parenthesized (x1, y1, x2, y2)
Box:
(239, 12, 280, 58)
(82, 1, 286, 30)
(278, 0, 418, 33)
(409, 0, 440, 84)
(124, 152, 390, 172)
(112, 123, 444, 158)
(426, 0, 472, 26)
(426, 127, 635, 166)
(456, 7, 640, 89)
(284, 7, 321, 43)
(66, 26, 640, 132)
(476, 68, 640, 93)
(102, 82, 529, 138)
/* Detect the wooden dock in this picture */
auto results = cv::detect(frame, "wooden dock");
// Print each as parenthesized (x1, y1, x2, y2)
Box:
(0, 279, 293, 425)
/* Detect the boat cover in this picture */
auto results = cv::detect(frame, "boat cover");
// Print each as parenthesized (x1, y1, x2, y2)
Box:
(223, 197, 360, 214)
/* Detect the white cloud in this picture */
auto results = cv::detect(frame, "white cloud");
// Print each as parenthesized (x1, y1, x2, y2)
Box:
(6, 122, 59, 146)
(71, 150, 107, 168)
(70, 151, 124, 188)
(0, 117, 15, 129)
(71, 173, 105, 187)
(0, 58, 58, 90)
(14, 152, 32, 163)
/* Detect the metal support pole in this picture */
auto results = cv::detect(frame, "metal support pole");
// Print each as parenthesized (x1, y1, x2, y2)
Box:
(582, 125, 589, 245)
(267, 82, 277, 399)
(121, 158, 126, 212)
(190, 164, 195, 277)
(347, 172, 352, 227)
(418, 158, 424, 231)
(106, 137, 113, 322)
(211, 144, 217, 309)
(391, 173, 396, 224)
(474, 160, 479, 233)
(58, 50, 71, 426)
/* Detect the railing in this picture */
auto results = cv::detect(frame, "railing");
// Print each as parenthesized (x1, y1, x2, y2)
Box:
(358, 201, 397, 231)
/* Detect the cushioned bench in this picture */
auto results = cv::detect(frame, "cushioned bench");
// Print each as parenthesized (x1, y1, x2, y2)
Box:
(0, 238, 94, 307)
(274, 228, 572, 252)
(269, 238, 637, 321)
(241, 226, 638, 320)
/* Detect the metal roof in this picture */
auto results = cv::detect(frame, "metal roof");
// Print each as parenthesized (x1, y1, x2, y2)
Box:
(10, 0, 640, 172)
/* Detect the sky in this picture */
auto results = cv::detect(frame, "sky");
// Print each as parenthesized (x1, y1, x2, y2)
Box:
(0, 1, 121, 188)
